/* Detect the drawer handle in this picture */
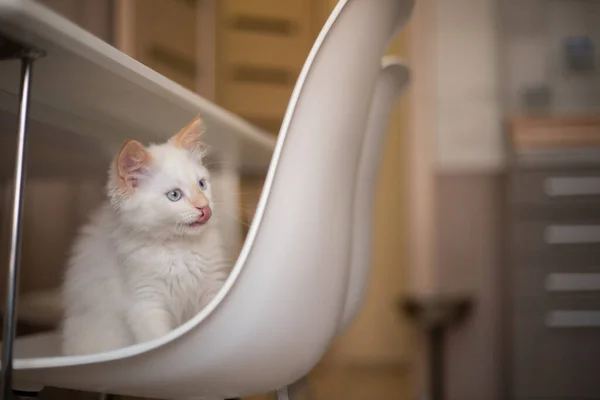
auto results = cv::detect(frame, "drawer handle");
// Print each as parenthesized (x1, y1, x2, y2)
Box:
(231, 15, 296, 36)
(176, 0, 196, 8)
(147, 45, 197, 80)
(544, 225, 600, 244)
(544, 177, 600, 197)
(546, 310, 600, 328)
(546, 273, 600, 292)
(232, 66, 294, 85)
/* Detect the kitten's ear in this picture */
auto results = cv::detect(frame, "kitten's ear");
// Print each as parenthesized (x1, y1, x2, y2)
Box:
(115, 140, 151, 190)
(170, 114, 206, 156)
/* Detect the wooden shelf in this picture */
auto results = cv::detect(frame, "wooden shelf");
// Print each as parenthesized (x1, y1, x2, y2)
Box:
(510, 115, 600, 152)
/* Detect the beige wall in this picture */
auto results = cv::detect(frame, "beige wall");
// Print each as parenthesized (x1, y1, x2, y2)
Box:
(436, 174, 505, 400)
(405, 0, 506, 399)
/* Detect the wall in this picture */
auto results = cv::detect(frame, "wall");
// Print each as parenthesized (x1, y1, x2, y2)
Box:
(502, 0, 600, 114)
(435, 0, 503, 173)
(436, 174, 505, 400)
(435, 0, 505, 396)
(37, 0, 114, 44)
(407, 0, 506, 399)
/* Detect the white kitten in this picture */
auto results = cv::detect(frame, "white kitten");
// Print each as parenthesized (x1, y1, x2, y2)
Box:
(61, 116, 230, 356)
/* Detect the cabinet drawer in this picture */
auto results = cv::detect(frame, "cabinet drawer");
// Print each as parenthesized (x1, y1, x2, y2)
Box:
(222, 0, 310, 21)
(512, 300, 600, 398)
(136, 0, 196, 58)
(133, 0, 197, 89)
(222, 31, 307, 71)
(512, 221, 600, 268)
(221, 81, 291, 119)
(511, 169, 600, 206)
(513, 265, 600, 301)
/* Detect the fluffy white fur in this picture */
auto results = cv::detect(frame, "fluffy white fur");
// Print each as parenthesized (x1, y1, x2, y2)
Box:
(61, 117, 230, 356)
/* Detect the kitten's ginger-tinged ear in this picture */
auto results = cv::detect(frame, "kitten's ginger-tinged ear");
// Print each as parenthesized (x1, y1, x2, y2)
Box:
(170, 115, 206, 156)
(115, 140, 151, 189)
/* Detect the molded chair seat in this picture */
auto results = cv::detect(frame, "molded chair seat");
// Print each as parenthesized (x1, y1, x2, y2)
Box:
(3, 0, 415, 399)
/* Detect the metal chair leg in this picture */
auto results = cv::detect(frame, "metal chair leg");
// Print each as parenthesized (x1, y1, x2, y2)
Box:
(11, 390, 38, 400)
(276, 376, 314, 400)
(0, 42, 43, 400)
(99, 394, 122, 400)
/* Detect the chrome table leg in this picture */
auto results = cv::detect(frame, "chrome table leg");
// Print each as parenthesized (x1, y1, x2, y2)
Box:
(0, 47, 43, 400)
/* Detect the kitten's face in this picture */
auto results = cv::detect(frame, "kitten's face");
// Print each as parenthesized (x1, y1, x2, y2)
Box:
(108, 116, 215, 238)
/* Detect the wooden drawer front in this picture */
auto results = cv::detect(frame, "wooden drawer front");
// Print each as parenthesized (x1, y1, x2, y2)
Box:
(512, 296, 600, 399)
(513, 220, 600, 258)
(514, 266, 600, 300)
(221, 0, 312, 70)
(546, 272, 600, 293)
(221, 82, 291, 121)
(545, 224, 600, 245)
(512, 169, 600, 206)
(223, 32, 306, 72)
(222, 0, 310, 20)
(134, 0, 197, 89)
(217, 0, 314, 133)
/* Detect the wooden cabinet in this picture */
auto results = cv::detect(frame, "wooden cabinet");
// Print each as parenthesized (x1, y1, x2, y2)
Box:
(115, 0, 199, 91)
(131, 0, 198, 90)
(216, 0, 315, 133)
(115, 0, 320, 134)
(507, 117, 600, 400)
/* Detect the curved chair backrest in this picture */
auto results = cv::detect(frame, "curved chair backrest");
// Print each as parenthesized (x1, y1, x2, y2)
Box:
(168, 1, 414, 392)
(12, 1, 415, 399)
(193, 0, 414, 387)
(339, 58, 410, 333)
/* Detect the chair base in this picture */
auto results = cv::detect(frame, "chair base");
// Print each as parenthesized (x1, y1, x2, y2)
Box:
(10, 376, 313, 399)
(12, 390, 40, 400)
(274, 376, 314, 400)
(400, 294, 474, 400)
(12, 386, 312, 400)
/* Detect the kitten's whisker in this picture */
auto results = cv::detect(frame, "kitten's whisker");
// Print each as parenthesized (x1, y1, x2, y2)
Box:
(202, 160, 235, 168)
(214, 209, 252, 228)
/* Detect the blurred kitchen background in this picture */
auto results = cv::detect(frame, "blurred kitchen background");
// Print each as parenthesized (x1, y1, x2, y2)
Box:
(3, 0, 600, 399)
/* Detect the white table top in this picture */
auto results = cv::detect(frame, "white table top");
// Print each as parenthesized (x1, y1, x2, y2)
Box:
(0, 0, 276, 177)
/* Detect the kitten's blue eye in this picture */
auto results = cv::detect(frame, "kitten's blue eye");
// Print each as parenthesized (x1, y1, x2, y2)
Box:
(198, 178, 207, 191)
(166, 189, 183, 202)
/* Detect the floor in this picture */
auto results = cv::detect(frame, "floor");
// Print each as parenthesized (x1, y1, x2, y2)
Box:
(38, 362, 412, 400)
(246, 361, 413, 400)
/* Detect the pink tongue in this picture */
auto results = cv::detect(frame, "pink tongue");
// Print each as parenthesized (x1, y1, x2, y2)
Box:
(199, 207, 212, 223)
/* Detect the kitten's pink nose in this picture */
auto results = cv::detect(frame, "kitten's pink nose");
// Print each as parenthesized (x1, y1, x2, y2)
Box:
(196, 205, 212, 223)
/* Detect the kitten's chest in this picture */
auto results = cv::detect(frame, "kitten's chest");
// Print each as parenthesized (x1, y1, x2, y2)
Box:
(166, 251, 209, 278)
(134, 247, 213, 283)
(128, 247, 218, 320)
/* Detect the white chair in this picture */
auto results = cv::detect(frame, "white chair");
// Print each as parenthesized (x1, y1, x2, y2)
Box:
(8, 0, 414, 399)
(339, 57, 410, 333)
